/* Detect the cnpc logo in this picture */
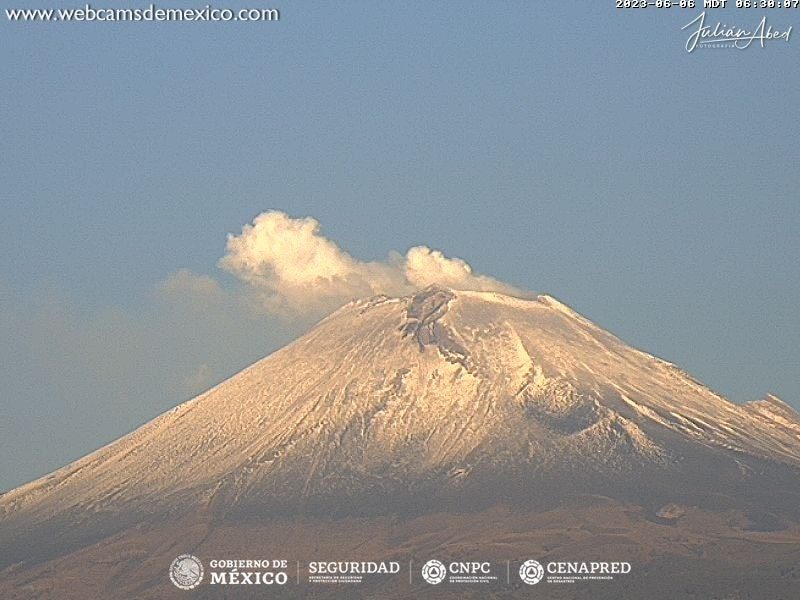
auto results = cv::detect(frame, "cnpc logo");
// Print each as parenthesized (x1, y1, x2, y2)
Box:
(421, 560, 492, 584)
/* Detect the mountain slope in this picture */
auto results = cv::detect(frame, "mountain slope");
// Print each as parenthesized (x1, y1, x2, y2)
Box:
(1, 286, 799, 598)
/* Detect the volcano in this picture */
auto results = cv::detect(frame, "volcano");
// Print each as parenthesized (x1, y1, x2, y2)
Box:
(2, 286, 799, 599)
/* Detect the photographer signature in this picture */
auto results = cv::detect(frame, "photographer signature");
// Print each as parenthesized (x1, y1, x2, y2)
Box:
(682, 12, 792, 53)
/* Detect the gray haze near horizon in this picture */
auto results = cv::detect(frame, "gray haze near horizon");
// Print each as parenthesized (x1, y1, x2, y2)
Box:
(1, 3, 798, 492)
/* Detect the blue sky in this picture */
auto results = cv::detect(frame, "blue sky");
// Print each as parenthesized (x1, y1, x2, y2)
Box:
(1, 2, 798, 491)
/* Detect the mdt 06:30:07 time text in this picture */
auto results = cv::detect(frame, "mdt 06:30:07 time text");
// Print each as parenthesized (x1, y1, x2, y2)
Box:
(617, 0, 800, 5)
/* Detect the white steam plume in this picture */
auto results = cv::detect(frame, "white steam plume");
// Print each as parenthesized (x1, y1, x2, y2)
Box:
(219, 211, 521, 319)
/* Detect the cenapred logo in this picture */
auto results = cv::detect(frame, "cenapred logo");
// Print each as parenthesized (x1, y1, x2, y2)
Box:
(421, 559, 447, 585)
(519, 559, 544, 585)
(170, 554, 204, 589)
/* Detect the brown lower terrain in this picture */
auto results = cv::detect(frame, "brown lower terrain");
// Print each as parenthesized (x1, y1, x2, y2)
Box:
(3, 499, 799, 599)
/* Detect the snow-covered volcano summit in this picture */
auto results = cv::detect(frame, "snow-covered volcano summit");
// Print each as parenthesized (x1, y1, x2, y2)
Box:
(2, 286, 799, 579)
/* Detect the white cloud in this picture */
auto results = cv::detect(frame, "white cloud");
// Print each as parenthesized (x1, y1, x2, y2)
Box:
(403, 246, 519, 294)
(218, 211, 521, 320)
